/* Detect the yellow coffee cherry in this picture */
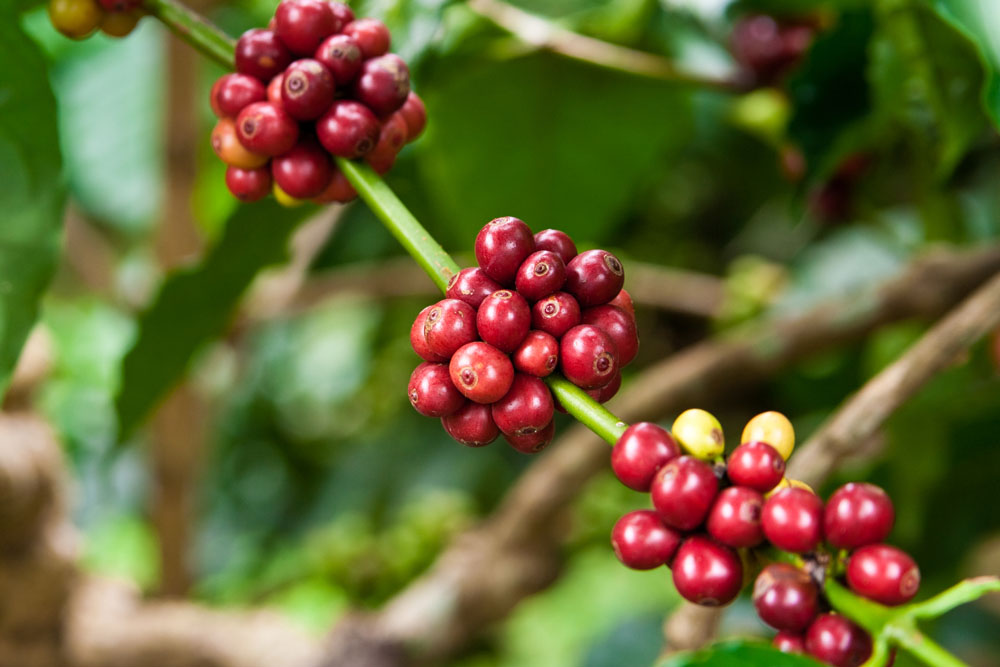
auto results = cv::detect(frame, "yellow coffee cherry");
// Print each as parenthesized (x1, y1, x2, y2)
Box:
(765, 477, 815, 498)
(671, 408, 724, 460)
(100, 9, 142, 38)
(273, 182, 303, 208)
(49, 0, 104, 39)
(741, 410, 795, 460)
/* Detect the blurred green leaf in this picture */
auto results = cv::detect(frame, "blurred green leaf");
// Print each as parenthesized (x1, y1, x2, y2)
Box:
(0, 20, 64, 397)
(656, 640, 822, 667)
(933, 0, 1000, 130)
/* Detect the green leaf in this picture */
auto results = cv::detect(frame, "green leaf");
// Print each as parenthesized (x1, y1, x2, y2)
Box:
(0, 20, 65, 397)
(114, 201, 311, 436)
(656, 640, 822, 667)
(933, 0, 1000, 130)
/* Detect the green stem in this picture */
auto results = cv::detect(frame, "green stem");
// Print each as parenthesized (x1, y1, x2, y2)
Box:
(824, 578, 894, 633)
(545, 375, 628, 444)
(145, 0, 235, 69)
(905, 576, 1000, 620)
(884, 623, 968, 667)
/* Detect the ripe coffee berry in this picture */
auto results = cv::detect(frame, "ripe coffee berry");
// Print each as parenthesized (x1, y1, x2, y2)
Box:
(611, 510, 681, 570)
(316, 100, 380, 158)
(408, 362, 464, 418)
(726, 441, 785, 492)
(491, 374, 554, 437)
(475, 217, 536, 285)
(805, 614, 872, 667)
(410, 305, 446, 363)
(271, 140, 332, 199)
(505, 419, 555, 453)
(343, 18, 391, 59)
(354, 54, 411, 116)
(559, 324, 618, 389)
(742, 410, 795, 460)
(235, 29, 292, 81)
(449, 342, 514, 404)
(236, 102, 299, 156)
(752, 563, 820, 632)
(531, 292, 581, 338)
(512, 331, 559, 377)
(442, 402, 498, 447)
(824, 482, 894, 550)
(225, 166, 272, 202)
(846, 544, 920, 606)
(608, 289, 634, 317)
(651, 455, 718, 530)
(477, 290, 530, 354)
(761, 488, 824, 553)
(315, 34, 363, 84)
(211, 119, 268, 169)
(610, 422, 680, 492)
(313, 168, 358, 204)
(533, 228, 578, 264)
(281, 59, 335, 121)
(365, 112, 408, 174)
(672, 408, 724, 460)
(446, 268, 503, 309)
(327, 1, 354, 29)
(423, 299, 478, 359)
(773, 631, 806, 654)
(565, 249, 625, 307)
(398, 92, 427, 141)
(707, 486, 765, 548)
(515, 251, 566, 301)
(212, 74, 267, 119)
(274, 0, 335, 55)
(671, 536, 743, 606)
(581, 305, 638, 366)
(588, 371, 621, 403)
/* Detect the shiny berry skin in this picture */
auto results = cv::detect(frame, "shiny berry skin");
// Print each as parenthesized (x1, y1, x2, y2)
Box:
(354, 54, 411, 116)
(608, 289, 634, 317)
(271, 140, 332, 199)
(671, 536, 743, 606)
(267, 73, 284, 106)
(475, 217, 536, 285)
(316, 100, 381, 158)
(773, 631, 806, 654)
(805, 614, 872, 667)
(449, 342, 514, 404)
(446, 267, 502, 309)
(707, 486, 765, 548)
(408, 362, 464, 418)
(312, 168, 357, 204)
(236, 102, 299, 157)
(727, 441, 786, 492)
(532, 229, 577, 264)
(491, 374, 554, 437)
(565, 249, 625, 307)
(343, 18, 390, 59)
(650, 456, 718, 531)
(274, 0, 336, 55)
(315, 34, 363, 84)
(281, 59, 335, 120)
(423, 299, 478, 359)
(442, 401, 498, 447)
(410, 305, 446, 363)
(211, 119, 268, 169)
(559, 325, 618, 389)
(672, 408, 724, 460)
(762, 488, 824, 554)
(824, 483, 895, 550)
(581, 304, 638, 366)
(49, 0, 102, 39)
(531, 292, 581, 338)
(327, 2, 355, 30)
(611, 422, 680, 492)
(398, 92, 427, 141)
(504, 419, 555, 454)
(365, 112, 408, 175)
(611, 510, 681, 570)
(753, 563, 820, 632)
(211, 74, 267, 119)
(515, 250, 566, 302)
(235, 29, 293, 81)
(512, 331, 559, 377)
(477, 290, 531, 354)
(99, 9, 141, 38)
(588, 371, 621, 403)
(225, 166, 271, 202)
(742, 410, 795, 460)
(846, 544, 920, 606)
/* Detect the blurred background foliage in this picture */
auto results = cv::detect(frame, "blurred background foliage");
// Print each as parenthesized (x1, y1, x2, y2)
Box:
(7, 0, 1000, 664)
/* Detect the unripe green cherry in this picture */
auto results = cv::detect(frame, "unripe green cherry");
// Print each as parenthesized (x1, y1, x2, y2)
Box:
(742, 411, 795, 460)
(671, 408, 724, 459)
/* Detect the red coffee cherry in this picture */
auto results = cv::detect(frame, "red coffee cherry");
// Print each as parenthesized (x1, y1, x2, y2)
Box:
(211, 73, 266, 119)
(423, 299, 478, 359)
(410, 305, 447, 363)
(475, 217, 536, 285)
(515, 250, 566, 302)
(446, 267, 503, 309)
(477, 290, 531, 354)
(281, 59, 335, 120)
(398, 92, 427, 141)
(442, 401, 498, 447)
(342, 18, 390, 58)
(671, 536, 743, 606)
(504, 419, 555, 453)
(559, 324, 618, 389)
(824, 482, 894, 550)
(512, 330, 559, 377)
(271, 140, 332, 199)
(236, 102, 299, 156)
(491, 373, 554, 437)
(581, 304, 638, 366)
(565, 249, 625, 307)
(753, 563, 820, 632)
(846, 544, 920, 606)
(354, 53, 410, 116)
(608, 289, 634, 317)
(224, 166, 272, 202)
(531, 292, 581, 338)
(805, 614, 872, 667)
(327, 2, 354, 31)
(365, 112, 408, 174)
(267, 73, 284, 106)
(211, 118, 268, 169)
(315, 34, 363, 84)
(610, 422, 680, 492)
(274, 0, 336, 55)
(235, 29, 293, 81)
(650, 455, 718, 531)
(588, 371, 621, 403)
(408, 362, 464, 418)
(707, 486, 765, 548)
(611, 510, 681, 570)
(312, 168, 357, 204)
(773, 631, 806, 654)
(532, 228, 577, 263)
(449, 342, 514, 404)
(762, 488, 824, 554)
(316, 100, 381, 158)
(726, 441, 785, 493)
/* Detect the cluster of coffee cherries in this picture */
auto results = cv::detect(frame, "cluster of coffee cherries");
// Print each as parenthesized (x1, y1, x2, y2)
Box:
(407, 217, 637, 453)
(730, 13, 815, 86)
(609, 409, 921, 667)
(48, 0, 143, 40)
(209, 0, 426, 205)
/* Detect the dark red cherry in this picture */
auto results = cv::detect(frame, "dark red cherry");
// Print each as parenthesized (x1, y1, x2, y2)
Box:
(610, 422, 680, 492)
(611, 510, 681, 570)
(281, 59, 335, 120)
(650, 455, 718, 531)
(824, 483, 894, 550)
(235, 29, 293, 81)
(342, 18, 390, 59)
(532, 228, 577, 263)
(564, 249, 625, 307)
(846, 544, 920, 606)
(753, 563, 820, 632)
(365, 111, 408, 175)
(491, 373, 554, 437)
(515, 250, 566, 302)
(274, 0, 336, 55)
(449, 342, 514, 404)
(475, 217, 535, 286)
(410, 305, 447, 363)
(423, 299, 478, 359)
(354, 53, 410, 116)
(446, 267, 503, 309)
(761, 488, 824, 554)
(559, 324, 618, 389)
(531, 292, 581, 339)
(442, 401, 499, 447)
(235, 101, 298, 156)
(408, 362, 464, 418)
(224, 166, 271, 202)
(314, 34, 363, 84)
(726, 441, 785, 493)
(398, 92, 427, 141)
(271, 140, 332, 199)
(512, 330, 559, 377)
(581, 304, 638, 366)
(477, 290, 531, 354)
(707, 486, 765, 548)
(316, 100, 381, 158)
(773, 631, 806, 654)
(504, 419, 555, 454)
(671, 536, 743, 606)
(805, 614, 872, 667)
(212, 73, 267, 119)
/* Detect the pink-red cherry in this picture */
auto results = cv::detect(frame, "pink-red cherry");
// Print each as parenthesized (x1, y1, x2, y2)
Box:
(846, 544, 920, 606)
(475, 217, 536, 285)
(533, 228, 577, 263)
(235, 29, 293, 81)
(504, 419, 555, 454)
(225, 166, 271, 202)
(762, 488, 824, 554)
(650, 455, 718, 531)
(236, 101, 299, 156)
(327, 2, 354, 30)
(316, 100, 381, 158)
(365, 112, 408, 174)
(726, 441, 785, 492)
(608, 289, 634, 317)
(753, 563, 820, 632)
(707, 486, 765, 548)
(354, 53, 410, 116)
(559, 324, 618, 389)
(531, 292, 581, 338)
(315, 34, 363, 84)
(410, 306, 446, 363)
(343, 18, 390, 59)
(423, 299, 478, 359)
(491, 373, 554, 437)
(565, 249, 625, 307)
(610, 422, 680, 492)
(581, 304, 638, 366)
(611, 510, 681, 570)
(512, 330, 559, 377)
(212, 73, 267, 119)
(271, 140, 332, 199)
(408, 362, 464, 418)
(274, 0, 336, 55)
(399, 92, 427, 141)
(824, 482, 894, 550)
(449, 342, 514, 404)
(773, 631, 806, 654)
(281, 59, 335, 120)
(805, 614, 872, 667)
(515, 250, 566, 301)
(588, 371, 621, 403)
(671, 536, 743, 606)
(446, 267, 503, 309)
(477, 290, 531, 354)
(312, 168, 357, 204)
(442, 402, 498, 447)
